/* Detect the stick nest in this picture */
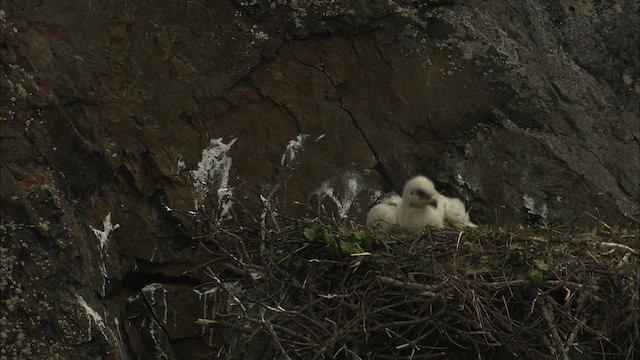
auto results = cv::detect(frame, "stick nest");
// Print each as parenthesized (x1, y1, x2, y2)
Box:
(192, 208, 639, 360)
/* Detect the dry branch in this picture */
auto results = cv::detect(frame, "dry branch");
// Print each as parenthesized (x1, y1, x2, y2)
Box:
(598, 241, 638, 255)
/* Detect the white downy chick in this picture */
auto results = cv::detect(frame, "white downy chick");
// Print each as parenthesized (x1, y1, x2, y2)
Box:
(396, 176, 445, 233)
(437, 195, 478, 229)
(366, 194, 401, 232)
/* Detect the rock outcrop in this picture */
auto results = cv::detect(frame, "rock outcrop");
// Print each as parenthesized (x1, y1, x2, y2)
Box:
(1, 0, 638, 358)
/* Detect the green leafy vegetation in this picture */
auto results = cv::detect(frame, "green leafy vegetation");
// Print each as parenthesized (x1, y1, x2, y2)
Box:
(301, 219, 385, 257)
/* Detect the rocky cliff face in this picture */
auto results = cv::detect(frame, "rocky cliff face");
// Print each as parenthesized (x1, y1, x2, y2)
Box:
(1, 0, 638, 359)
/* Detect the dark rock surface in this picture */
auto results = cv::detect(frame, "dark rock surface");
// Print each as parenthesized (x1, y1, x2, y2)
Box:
(1, 0, 638, 359)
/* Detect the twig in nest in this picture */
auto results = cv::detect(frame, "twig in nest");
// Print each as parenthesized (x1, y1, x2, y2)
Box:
(195, 318, 217, 326)
(481, 279, 529, 289)
(456, 230, 464, 252)
(598, 242, 638, 255)
(585, 210, 612, 232)
(540, 297, 568, 360)
(377, 276, 437, 297)
(259, 307, 293, 360)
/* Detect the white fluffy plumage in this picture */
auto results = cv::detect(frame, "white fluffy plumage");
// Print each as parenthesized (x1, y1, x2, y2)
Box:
(396, 176, 445, 233)
(436, 195, 477, 229)
(366, 176, 478, 233)
(365, 194, 401, 232)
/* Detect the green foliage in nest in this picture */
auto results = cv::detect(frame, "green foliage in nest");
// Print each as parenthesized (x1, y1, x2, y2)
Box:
(301, 218, 388, 257)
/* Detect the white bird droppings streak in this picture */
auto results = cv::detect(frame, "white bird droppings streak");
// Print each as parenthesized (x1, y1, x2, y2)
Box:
(341, 177, 361, 219)
(90, 213, 120, 296)
(314, 173, 363, 220)
(138, 285, 170, 359)
(163, 289, 168, 324)
(143, 283, 169, 324)
(77, 295, 100, 339)
(523, 194, 548, 220)
(148, 319, 168, 360)
(191, 137, 237, 219)
(280, 133, 325, 169)
(114, 318, 123, 346)
(175, 154, 185, 175)
(523, 194, 535, 210)
(281, 134, 309, 167)
(194, 287, 219, 336)
(90, 212, 120, 251)
(76, 295, 126, 358)
(151, 288, 167, 324)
